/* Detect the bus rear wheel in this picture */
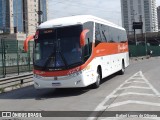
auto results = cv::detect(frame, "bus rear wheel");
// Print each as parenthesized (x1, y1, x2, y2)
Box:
(92, 69, 101, 89)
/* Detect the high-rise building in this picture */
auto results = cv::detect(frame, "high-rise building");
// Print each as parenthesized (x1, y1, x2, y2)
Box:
(121, 0, 158, 34)
(0, 0, 48, 35)
(23, 0, 39, 35)
(157, 6, 160, 31)
(13, 0, 24, 33)
(0, 0, 14, 33)
(40, 0, 48, 22)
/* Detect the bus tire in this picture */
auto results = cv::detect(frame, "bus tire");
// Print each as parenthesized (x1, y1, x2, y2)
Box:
(119, 61, 125, 75)
(92, 69, 101, 89)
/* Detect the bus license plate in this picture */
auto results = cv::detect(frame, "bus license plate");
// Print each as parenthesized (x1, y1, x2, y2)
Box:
(52, 82, 61, 87)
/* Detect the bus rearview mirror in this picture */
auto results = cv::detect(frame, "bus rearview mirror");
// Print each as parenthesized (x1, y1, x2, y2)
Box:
(24, 35, 34, 52)
(80, 29, 89, 47)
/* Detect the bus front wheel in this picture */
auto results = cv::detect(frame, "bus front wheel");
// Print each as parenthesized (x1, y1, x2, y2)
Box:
(92, 69, 101, 89)
(119, 61, 125, 75)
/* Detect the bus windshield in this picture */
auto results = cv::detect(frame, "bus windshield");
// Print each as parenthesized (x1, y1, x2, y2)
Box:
(34, 25, 83, 71)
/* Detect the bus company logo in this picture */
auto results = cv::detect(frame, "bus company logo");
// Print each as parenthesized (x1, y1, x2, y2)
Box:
(2, 112, 11, 117)
(96, 49, 105, 53)
(118, 44, 128, 52)
(96, 50, 100, 53)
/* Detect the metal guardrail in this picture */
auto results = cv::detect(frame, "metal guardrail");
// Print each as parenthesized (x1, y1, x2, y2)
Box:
(0, 73, 33, 93)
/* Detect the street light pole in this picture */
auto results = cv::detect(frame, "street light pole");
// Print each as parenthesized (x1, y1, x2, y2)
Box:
(145, 32, 147, 56)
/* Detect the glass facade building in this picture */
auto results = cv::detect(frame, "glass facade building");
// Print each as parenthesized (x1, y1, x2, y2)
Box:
(40, 0, 47, 22)
(0, 0, 47, 34)
(13, 0, 24, 32)
(0, 0, 7, 32)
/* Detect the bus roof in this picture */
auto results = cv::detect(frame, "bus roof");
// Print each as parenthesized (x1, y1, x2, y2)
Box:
(38, 15, 125, 30)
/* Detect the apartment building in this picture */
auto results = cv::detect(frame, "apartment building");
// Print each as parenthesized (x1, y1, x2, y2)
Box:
(0, 0, 48, 35)
(121, 0, 158, 34)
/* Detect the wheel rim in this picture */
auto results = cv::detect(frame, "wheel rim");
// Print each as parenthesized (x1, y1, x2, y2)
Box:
(122, 63, 125, 72)
(97, 74, 100, 85)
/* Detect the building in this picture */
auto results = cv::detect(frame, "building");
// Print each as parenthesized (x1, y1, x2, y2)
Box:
(121, 0, 158, 34)
(40, 0, 48, 22)
(0, 0, 48, 36)
(13, 0, 24, 33)
(157, 6, 160, 31)
(0, 0, 14, 33)
(23, 0, 39, 35)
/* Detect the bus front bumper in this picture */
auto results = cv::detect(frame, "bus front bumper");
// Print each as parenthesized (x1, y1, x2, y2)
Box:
(33, 74, 88, 89)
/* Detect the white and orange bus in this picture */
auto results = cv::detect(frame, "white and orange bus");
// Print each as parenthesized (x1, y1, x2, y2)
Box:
(24, 15, 129, 89)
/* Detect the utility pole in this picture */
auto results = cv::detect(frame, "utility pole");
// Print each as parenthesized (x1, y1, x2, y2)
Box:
(132, 10, 137, 45)
(38, 0, 43, 25)
(139, 15, 143, 37)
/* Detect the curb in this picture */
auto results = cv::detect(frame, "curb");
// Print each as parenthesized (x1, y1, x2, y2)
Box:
(130, 56, 160, 61)
(0, 81, 33, 93)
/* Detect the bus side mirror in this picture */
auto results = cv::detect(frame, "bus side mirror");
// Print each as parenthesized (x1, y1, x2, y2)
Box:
(24, 35, 34, 52)
(80, 29, 89, 47)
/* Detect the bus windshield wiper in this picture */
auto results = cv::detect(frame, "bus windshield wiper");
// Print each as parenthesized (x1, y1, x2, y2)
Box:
(58, 51, 68, 69)
(56, 38, 68, 69)
(42, 52, 56, 70)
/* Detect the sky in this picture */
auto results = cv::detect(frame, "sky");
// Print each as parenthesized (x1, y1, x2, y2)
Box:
(48, 0, 160, 26)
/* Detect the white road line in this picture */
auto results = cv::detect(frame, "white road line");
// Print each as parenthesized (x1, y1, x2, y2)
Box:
(110, 92, 156, 98)
(108, 100, 160, 108)
(87, 72, 142, 120)
(118, 86, 151, 90)
(87, 71, 160, 120)
(126, 81, 146, 84)
(139, 71, 160, 96)
(126, 78, 145, 82)
(130, 77, 144, 79)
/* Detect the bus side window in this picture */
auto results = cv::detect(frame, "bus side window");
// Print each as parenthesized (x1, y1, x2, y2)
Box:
(95, 23, 102, 46)
(120, 30, 127, 43)
(104, 25, 110, 42)
(107, 26, 111, 42)
(100, 24, 107, 42)
(83, 22, 94, 61)
(114, 28, 119, 43)
(108, 27, 114, 43)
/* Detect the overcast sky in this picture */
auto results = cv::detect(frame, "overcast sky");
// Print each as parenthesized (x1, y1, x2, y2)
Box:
(48, 0, 160, 26)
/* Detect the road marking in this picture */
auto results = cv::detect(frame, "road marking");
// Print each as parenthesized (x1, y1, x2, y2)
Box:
(118, 86, 151, 90)
(139, 72, 160, 96)
(108, 100, 160, 108)
(127, 81, 146, 83)
(110, 92, 156, 98)
(129, 77, 144, 79)
(87, 71, 160, 120)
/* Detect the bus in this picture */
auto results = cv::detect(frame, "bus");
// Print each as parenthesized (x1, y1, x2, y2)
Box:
(24, 15, 129, 89)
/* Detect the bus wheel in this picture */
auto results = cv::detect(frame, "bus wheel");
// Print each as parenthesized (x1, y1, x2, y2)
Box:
(92, 69, 101, 89)
(119, 61, 125, 75)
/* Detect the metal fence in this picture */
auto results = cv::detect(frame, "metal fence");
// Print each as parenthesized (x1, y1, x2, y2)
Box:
(0, 39, 159, 77)
(0, 39, 33, 78)
(129, 45, 160, 57)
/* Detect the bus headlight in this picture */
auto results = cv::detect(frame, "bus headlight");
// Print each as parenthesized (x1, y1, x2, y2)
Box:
(69, 71, 82, 77)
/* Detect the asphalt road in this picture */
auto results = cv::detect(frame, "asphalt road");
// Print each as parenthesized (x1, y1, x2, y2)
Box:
(0, 57, 160, 120)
